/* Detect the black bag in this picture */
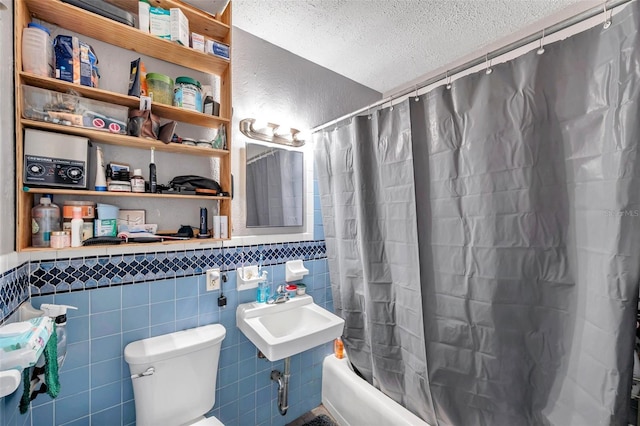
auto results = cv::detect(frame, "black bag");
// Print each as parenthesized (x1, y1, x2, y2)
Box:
(170, 175, 222, 192)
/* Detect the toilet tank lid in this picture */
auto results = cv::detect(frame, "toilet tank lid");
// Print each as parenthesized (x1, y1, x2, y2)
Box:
(124, 324, 226, 365)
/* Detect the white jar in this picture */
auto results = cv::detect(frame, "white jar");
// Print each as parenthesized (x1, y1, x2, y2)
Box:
(22, 23, 53, 77)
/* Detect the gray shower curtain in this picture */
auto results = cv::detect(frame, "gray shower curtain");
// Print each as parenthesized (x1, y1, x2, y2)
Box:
(314, 3, 640, 425)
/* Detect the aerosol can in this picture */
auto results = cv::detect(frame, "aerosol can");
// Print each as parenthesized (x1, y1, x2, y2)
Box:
(39, 304, 77, 368)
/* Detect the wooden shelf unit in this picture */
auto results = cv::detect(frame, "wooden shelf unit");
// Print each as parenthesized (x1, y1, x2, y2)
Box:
(14, 0, 233, 252)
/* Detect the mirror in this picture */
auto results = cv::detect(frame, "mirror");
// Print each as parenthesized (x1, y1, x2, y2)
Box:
(246, 143, 304, 227)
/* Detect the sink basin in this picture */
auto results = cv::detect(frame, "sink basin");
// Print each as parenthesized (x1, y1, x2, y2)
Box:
(236, 294, 344, 361)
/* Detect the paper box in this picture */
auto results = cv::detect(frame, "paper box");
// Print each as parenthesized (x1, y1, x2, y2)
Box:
(170, 8, 189, 46)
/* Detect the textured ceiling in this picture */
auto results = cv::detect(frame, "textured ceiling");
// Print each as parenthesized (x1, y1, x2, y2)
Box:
(232, 0, 583, 94)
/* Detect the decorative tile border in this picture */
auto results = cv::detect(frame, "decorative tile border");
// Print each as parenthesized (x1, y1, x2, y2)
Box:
(0, 241, 327, 321)
(0, 264, 30, 322)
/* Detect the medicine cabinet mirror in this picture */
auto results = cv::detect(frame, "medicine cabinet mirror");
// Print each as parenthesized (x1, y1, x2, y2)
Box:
(246, 143, 303, 227)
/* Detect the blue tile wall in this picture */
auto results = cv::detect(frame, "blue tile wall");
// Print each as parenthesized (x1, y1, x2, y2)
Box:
(0, 241, 332, 426)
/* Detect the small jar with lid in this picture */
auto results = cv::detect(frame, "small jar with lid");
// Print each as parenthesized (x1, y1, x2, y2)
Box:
(50, 231, 70, 249)
(173, 76, 203, 112)
(130, 169, 145, 193)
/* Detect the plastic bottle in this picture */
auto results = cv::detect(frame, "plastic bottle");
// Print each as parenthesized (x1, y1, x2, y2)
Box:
(22, 22, 53, 77)
(95, 146, 107, 191)
(334, 337, 344, 359)
(130, 169, 145, 193)
(39, 304, 77, 368)
(70, 207, 83, 247)
(31, 197, 61, 248)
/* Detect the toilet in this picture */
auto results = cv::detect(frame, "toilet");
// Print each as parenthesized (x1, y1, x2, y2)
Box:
(124, 324, 226, 426)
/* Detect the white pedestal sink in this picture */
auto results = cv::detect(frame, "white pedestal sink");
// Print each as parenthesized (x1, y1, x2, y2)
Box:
(236, 295, 344, 361)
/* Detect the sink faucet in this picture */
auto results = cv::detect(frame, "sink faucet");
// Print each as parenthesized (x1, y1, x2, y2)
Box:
(267, 285, 289, 304)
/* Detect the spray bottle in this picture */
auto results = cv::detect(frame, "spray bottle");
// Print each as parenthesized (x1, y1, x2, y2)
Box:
(39, 304, 77, 368)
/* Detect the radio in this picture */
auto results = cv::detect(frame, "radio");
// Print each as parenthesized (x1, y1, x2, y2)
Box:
(23, 129, 88, 189)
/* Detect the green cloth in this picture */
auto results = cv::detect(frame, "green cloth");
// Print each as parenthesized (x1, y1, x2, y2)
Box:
(19, 323, 59, 414)
(44, 323, 59, 398)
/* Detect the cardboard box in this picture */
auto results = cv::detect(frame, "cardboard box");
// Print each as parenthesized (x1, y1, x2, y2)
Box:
(220, 215, 228, 239)
(212, 215, 228, 239)
(170, 8, 189, 46)
(191, 32, 205, 51)
(150, 6, 170, 39)
(94, 219, 118, 237)
(205, 40, 229, 59)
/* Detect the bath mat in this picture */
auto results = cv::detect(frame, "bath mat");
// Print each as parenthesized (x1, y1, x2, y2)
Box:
(302, 414, 338, 426)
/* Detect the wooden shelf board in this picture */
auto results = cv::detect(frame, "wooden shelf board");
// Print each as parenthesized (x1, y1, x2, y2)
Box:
(20, 236, 231, 252)
(21, 119, 230, 156)
(20, 73, 230, 127)
(25, 0, 230, 75)
(23, 187, 231, 201)
(105, 0, 231, 40)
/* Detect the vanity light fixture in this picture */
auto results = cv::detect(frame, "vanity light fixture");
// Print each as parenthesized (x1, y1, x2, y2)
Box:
(239, 118, 305, 147)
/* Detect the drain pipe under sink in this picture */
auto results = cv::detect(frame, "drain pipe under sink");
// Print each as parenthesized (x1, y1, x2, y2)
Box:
(271, 357, 290, 415)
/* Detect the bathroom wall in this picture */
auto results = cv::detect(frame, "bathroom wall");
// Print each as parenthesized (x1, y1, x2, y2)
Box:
(0, 20, 380, 426)
(24, 246, 331, 426)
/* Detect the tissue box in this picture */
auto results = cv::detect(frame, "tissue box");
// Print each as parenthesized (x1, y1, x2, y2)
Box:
(170, 8, 189, 46)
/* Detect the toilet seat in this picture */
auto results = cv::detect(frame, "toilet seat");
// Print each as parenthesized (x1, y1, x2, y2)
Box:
(189, 416, 224, 426)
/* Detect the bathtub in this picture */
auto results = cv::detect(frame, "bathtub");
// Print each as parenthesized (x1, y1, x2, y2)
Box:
(322, 355, 430, 426)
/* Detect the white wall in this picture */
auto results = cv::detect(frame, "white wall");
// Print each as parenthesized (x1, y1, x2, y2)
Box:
(0, 0, 15, 257)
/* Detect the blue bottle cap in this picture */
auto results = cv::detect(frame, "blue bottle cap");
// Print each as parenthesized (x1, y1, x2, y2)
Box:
(28, 22, 51, 36)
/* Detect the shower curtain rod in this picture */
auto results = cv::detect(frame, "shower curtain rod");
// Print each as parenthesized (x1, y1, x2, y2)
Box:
(311, 0, 634, 134)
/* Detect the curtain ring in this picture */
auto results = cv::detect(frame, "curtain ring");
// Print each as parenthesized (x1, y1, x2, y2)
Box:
(537, 28, 546, 55)
(367, 106, 372, 120)
(388, 97, 394, 111)
(485, 53, 493, 75)
(413, 85, 419, 102)
(445, 71, 452, 90)
(602, 1, 612, 29)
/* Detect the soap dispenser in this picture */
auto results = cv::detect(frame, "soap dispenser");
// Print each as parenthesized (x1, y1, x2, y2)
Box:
(39, 304, 77, 368)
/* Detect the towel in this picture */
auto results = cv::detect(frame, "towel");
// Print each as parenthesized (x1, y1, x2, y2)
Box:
(19, 324, 59, 414)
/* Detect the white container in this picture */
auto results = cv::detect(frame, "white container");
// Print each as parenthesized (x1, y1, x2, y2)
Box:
(150, 7, 170, 39)
(138, 0, 151, 33)
(22, 23, 53, 77)
(170, 8, 189, 46)
(70, 207, 83, 247)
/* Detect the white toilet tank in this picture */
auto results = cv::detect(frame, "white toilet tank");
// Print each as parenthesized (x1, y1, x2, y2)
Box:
(124, 324, 226, 426)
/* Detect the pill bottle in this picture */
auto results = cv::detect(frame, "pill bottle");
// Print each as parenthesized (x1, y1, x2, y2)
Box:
(130, 169, 146, 193)
(334, 338, 344, 359)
